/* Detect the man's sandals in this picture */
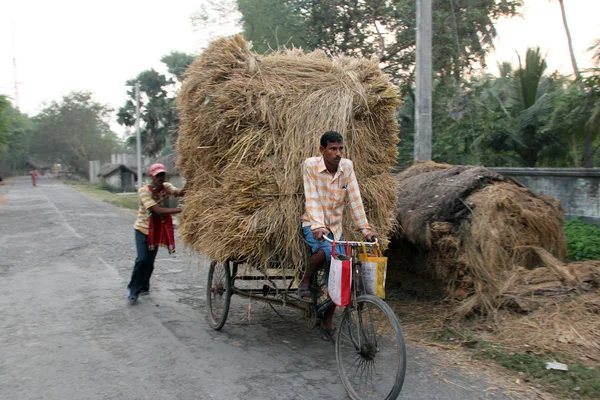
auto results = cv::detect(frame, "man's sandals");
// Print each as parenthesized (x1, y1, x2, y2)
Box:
(297, 284, 312, 303)
(320, 324, 337, 343)
(297, 285, 337, 343)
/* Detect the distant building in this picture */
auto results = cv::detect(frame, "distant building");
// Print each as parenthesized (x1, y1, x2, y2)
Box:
(97, 164, 137, 192)
(24, 157, 51, 175)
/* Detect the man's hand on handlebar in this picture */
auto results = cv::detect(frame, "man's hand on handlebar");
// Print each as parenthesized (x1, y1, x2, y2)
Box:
(311, 227, 329, 241)
(364, 231, 378, 243)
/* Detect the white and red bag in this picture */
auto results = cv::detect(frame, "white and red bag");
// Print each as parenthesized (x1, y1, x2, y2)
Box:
(328, 242, 352, 307)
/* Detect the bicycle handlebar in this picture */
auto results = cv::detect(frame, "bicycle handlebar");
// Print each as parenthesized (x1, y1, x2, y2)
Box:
(322, 235, 378, 247)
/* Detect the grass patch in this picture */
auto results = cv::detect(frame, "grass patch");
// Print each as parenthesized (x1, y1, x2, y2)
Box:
(430, 327, 599, 398)
(564, 218, 600, 261)
(472, 342, 600, 399)
(388, 297, 599, 399)
(70, 182, 139, 210)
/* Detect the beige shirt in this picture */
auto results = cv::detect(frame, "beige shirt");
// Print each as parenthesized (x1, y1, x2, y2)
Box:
(301, 157, 370, 240)
(134, 182, 176, 235)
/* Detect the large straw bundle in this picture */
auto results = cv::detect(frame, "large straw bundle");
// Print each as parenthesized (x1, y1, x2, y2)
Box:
(391, 162, 569, 317)
(176, 35, 400, 273)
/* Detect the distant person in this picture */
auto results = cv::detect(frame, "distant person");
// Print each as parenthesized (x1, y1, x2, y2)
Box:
(0, 176, 4, 184)
(126, 163, 185, 303)
(30, 170, 38, 187)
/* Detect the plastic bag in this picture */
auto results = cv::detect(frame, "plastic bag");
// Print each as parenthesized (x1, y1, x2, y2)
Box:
(358, 243, 387, 299)
(328, 242, 352, 306)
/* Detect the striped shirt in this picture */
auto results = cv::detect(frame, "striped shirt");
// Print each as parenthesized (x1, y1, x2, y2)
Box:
(301, 157, 371, 240)
(134, 182, 177, 235)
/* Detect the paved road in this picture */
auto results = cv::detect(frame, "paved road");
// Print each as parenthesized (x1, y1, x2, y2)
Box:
(0, 177, 534, 399)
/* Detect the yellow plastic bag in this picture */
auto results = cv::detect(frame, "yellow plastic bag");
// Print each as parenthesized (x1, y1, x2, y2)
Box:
(358, 243, 387, 299)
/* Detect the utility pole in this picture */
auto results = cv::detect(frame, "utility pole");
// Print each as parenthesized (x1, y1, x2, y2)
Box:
(135, 82, 142, 190)
(415, 0, 432, 162)
(12, 22, 20, 111)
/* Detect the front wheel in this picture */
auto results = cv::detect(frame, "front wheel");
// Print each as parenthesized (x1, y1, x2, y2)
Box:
(336, 295, 407, 400)
(206, 260, 232, 330)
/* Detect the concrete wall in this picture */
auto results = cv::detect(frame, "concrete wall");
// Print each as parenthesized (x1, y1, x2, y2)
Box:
(490, 168, 600, 222)
(122, 172, 136, 192)
(111, 153, 137, 167)
(104, 172, 121, 190)
(89, 160, 101, 183)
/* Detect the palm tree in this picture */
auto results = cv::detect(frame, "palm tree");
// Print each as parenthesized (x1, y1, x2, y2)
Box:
(583, 39, 600, 166)
(550, 0, 583, 91)
(476, 48, 566, 167)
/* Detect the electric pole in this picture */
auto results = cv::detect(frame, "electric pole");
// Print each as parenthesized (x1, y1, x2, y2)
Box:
(12, 23, 20, 111)
(135, 82, 142, 190)
(415, 0, 432, 162)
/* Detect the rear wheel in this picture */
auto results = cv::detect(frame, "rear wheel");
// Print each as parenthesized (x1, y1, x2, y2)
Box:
(336, 295, 407, 400)
(206, 260, 232, 330)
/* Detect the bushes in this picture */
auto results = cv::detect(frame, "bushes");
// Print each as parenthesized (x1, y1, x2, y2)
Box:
(564, 218, 600, 261)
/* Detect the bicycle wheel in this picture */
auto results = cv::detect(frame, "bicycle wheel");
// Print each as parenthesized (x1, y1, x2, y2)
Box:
(206, 260, 232, 330)
(336, 295, 407, 400)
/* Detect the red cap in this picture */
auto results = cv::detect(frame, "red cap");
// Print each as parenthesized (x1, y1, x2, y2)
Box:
(149, 163, 167, 176)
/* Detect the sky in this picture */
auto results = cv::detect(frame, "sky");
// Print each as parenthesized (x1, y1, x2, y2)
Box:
(1, 0, 599, 135)
(487, 0, 599, 76)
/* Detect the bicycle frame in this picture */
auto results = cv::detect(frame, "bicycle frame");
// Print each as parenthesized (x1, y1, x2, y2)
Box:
(322, 236, 380, 350)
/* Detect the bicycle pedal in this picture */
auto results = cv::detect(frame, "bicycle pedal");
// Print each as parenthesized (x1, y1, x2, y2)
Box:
(262, 284, 270, 296)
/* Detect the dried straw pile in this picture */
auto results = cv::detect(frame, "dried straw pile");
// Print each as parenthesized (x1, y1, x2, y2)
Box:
(176, 35, 400, 273)
(491, 259, 600, 361)
(392, 162, 569, 317)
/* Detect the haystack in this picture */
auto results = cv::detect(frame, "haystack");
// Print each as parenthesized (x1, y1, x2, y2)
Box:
(176, 35, 400, 273)
(391, 162, 574, 317)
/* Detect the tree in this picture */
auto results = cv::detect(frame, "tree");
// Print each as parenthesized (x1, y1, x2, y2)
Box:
(0, 96, 34, 173)
(475, 48, 568, 167)
(160, 51, 196, 82)
(237, 0, 309, 53)
(117, 70, 175, 157)
(117, 53, 195, 157)
(30, 91, 121, 175)
(0, 95, 10, 154)
(190, 0, 242, 44)
(234, 0, 522, 87)
(584, 39, 600, 166)
(550, 0, 583, 86)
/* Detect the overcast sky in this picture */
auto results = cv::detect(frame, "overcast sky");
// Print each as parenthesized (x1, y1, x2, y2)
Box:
(1, 0, 598, 135)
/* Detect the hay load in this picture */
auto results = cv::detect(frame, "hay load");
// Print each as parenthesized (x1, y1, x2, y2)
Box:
(176, 35, 400, 273)
(390, 162, 583, 317)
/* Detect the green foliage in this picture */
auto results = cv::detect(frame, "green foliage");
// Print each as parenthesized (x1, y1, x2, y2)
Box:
(117, 52, 194, 157)
(564, 218, 600, 261)
(550, 80, 599, 167)
(0, 102, 33, 173)
(0, 95, 9, 151)
(160, 51, 195, 82)
(29, 91, 122, 176)
(413, 47, 571, 167)
(237, 0, 308, 53)
(434, 329, 600, 399)
(236, 0, 522, 87)
(397, 44, 600, 168)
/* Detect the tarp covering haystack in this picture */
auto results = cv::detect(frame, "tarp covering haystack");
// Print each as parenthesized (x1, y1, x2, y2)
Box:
(176, 35, 400, 273)
(390, 162, 599, 318)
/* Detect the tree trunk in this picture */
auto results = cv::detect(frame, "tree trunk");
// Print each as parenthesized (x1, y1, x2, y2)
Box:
(558, 0, 583, 92)
(570, 135, 580, 168)
(583, 126, 594, 168)
(558, 0, 591, 165)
